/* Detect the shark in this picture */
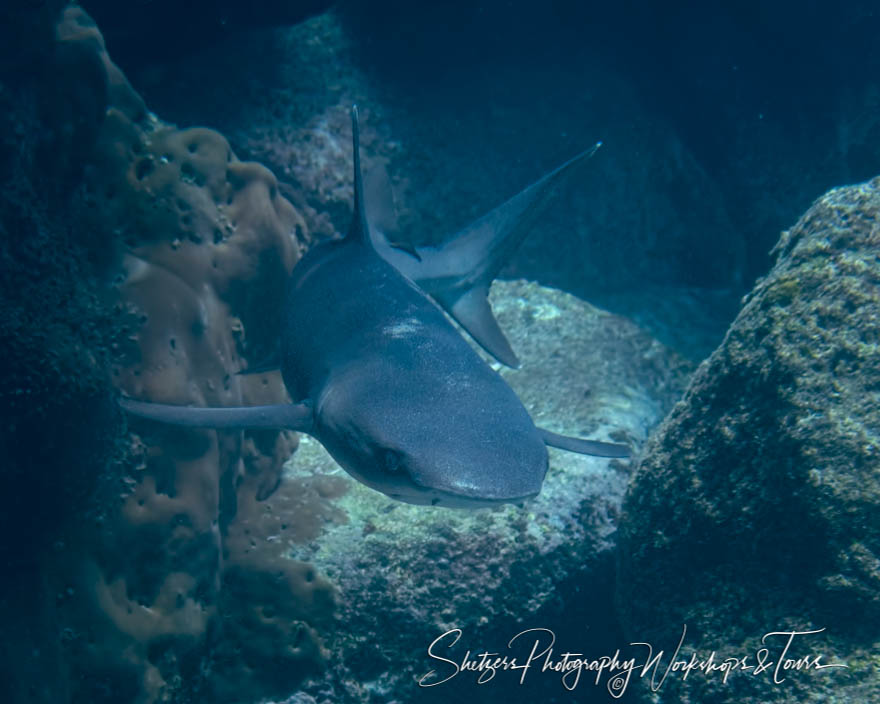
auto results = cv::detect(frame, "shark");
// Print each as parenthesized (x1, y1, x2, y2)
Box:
(120, 107, 629, 508)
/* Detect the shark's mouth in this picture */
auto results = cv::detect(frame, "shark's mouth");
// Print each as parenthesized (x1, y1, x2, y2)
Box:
(374, 479, 539, 509)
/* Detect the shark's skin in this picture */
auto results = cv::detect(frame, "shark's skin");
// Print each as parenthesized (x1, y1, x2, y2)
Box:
(120, 107, 629, 508)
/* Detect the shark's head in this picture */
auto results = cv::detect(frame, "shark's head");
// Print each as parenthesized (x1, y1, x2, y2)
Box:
(314, 362, 549, 508)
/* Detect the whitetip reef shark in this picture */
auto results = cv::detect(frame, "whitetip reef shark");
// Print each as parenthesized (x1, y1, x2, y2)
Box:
(120, 107, 629, 508)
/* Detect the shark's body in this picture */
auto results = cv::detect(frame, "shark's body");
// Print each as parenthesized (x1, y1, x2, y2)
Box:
(120, 107, 629, 507)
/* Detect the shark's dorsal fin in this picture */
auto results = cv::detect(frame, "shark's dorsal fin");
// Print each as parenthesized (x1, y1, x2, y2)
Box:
(372, 142, 602, 366)
(348, 105, 371, 245)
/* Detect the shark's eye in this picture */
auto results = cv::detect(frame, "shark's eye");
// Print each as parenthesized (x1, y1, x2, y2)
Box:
(381, 449, 405, 474)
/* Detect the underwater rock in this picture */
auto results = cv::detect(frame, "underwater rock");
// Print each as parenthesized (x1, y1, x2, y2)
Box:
(616, 177, 880, 702)
(0, 3, 131, 702)
(272, 279, 690, 703)
(2, 7, 335, 704)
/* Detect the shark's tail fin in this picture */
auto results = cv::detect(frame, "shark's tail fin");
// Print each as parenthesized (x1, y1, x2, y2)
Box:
(373, 141, 602, 367)
(434, 143, 602, 367)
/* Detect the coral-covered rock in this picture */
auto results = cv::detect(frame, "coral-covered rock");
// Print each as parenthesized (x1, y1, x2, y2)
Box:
(12, 7, 335, 704)
(616, 177, 880, 702)
(0, 4, 131, 703)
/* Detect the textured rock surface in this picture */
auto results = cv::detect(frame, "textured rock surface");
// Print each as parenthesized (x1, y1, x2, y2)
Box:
(0, 3, 129, 702)
(268, 279, 692, 703)
(74, 5, 336, 699)
(616, 177, 880, 702)
(0, 7, 339, 704)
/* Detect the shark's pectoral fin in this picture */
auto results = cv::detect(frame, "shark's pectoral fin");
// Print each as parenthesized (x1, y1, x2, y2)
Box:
(119, 397, 314, 431)
(538, 427, 631, 458)
(440, 285, 520, 368)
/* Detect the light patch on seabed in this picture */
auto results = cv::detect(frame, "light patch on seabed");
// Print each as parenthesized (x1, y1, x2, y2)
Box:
(526, 300, 561, 320)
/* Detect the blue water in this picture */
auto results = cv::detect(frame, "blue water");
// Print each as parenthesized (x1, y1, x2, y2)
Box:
(1, 1, 877, 702)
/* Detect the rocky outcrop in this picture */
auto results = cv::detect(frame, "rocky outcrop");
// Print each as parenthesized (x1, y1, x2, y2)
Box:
(0, 2, 124, 702)
(61, 6, 335, 703)
(1, 6, 336, 703)
(616, 177, 880, 702)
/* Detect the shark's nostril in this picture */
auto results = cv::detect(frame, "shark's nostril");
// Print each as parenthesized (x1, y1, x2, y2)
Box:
(381, 449, 405, 474)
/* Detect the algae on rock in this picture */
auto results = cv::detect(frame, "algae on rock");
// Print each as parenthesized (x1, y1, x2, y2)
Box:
(617, 176, 880, 703)
(6, 7, 336, 704)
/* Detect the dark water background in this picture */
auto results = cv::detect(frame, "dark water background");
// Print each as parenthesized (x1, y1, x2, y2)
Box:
(84, 0, 880, 359)
(1, 1, 878, 702)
